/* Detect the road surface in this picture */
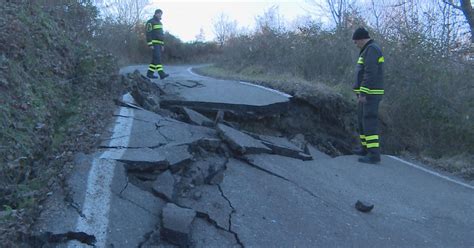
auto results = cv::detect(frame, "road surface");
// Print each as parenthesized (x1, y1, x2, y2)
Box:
(34, 65, 474, 248)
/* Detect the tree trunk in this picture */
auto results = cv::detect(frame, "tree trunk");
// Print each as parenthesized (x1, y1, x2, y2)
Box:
(460, 0, 474, 43)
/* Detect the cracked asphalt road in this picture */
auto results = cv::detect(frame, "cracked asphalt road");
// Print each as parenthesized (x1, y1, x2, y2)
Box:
(33, 65, 474, 248)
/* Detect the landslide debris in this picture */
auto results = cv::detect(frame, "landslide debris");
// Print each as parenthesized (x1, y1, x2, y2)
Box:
(105, 72, 327, 247)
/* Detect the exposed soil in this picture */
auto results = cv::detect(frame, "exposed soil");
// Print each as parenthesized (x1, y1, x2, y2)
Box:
(194, 65, 474, 181)
(193, 66, 358, 156)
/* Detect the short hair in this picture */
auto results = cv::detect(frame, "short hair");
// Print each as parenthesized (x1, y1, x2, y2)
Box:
(155, 9, 163, 14)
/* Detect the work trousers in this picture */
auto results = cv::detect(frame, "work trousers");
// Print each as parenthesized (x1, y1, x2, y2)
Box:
(357, 97, 381, 155)
(148, 45, 164, 75)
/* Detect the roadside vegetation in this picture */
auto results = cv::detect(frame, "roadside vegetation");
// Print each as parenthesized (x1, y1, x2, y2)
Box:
(201, 1, 474, 179)
(0, 1, 123, 245)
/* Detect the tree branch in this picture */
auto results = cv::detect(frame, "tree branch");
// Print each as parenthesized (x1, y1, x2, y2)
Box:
(442, 0, 463, 10)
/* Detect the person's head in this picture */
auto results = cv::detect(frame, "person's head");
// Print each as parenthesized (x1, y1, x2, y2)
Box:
(154, 9, 163, 19)
(352, 27, 371, 49)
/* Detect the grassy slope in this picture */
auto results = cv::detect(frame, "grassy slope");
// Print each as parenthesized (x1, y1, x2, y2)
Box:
(0, 3, 125, 245)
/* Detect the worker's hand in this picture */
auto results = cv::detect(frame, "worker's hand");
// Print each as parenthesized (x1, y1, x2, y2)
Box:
(161, 46, 165, 52)
(149, 46, 154, 50)
(358, 95, 367, 103)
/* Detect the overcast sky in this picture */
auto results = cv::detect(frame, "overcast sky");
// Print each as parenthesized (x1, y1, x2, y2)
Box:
(145, 0, 312, 42)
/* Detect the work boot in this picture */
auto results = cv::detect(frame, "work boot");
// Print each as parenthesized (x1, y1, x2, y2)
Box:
(352, 147, 367, 156)
(158, 71, 169, 79)
(358, 152, 381, 164)
(147, 72, 158, 79)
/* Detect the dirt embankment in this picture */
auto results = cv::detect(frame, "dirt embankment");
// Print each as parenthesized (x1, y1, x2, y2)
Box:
(194, 65, 474, 180)
(193, 66, 358, 156)
(0, 2, 128, 245)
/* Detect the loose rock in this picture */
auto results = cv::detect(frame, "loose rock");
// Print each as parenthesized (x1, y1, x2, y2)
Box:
(161, 203, 196, 247)
(152, 170, 176, 202)
(355, 200, 374, 213)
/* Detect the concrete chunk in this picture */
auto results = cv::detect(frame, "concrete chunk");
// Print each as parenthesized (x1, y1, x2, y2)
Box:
(114, 99, 144, 110)
(108, 145, 192, 172)
(307, 145, 332, 160)
(116, 148, 168, 171)
(114, 108, 164, 123)
(257, 135, 312, 160)
(162, 145, 193, 173)
(207, 170, 224, 185)
(181, 157, 227, 187)
(183, 107, 214, 127)
(190, 216, 238, 247)
(177, 185, 232, 230)
(101, 129, 167, 148)
(217, 124, 272, 155)
(107, 163, 165, 248)
(152, 170, 176, 201)
(196, 138, 222, 152)
(161, 203, 196, 247)
(258, 135, 303, 152)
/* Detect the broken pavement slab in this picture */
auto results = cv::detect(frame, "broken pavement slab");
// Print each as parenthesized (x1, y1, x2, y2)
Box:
(195, 138, 222, 152)
(102, 113, 218, 149)
(217, 124, 312, 161)
(158, 73, 291, 116)
(152, 170, 176, 201)
(103, 145, 192, 172)
(161, 203, 197, 247)
(107, 163, 165, 248)
(217, 123, 272, 155)
(182, 107, 214, 127)
(109, 148, 168, 171)
(190, 218, 238, 247)
(254, 134, 313, 161)
(177, 185, 233, 230)
(307, 144, 332, 160)
(100, 128, 168, 148)
(113, 108, 180, 124)
(114, 92, 145, 110)
(161, 145, 194, 173)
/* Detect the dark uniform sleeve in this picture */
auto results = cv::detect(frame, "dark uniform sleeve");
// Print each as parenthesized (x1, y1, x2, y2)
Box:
(145, 20, 153, 46)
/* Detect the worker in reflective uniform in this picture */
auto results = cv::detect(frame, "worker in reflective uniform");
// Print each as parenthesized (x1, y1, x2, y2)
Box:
(146, 9, 169, 79)
(351, 27, 385, 164)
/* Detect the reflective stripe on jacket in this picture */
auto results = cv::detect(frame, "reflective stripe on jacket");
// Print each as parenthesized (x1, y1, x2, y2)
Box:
(146, 18, 164, 46)
(353, 40, 384, 96)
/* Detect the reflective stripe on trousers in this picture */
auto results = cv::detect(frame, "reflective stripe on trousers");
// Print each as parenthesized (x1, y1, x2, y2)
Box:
(148, 45, 164, 73)
(357, 98, 381, 154)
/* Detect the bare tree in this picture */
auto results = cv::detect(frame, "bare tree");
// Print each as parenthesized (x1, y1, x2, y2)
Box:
(369, 0, 385, 31)
(255, 6, 286, 33)
(305, 0, 355, 28)
(94, 0, 149, 27)
(443, 0, 474, 43)
(212, 13, 238, 46)
(195, 28, 206, 42)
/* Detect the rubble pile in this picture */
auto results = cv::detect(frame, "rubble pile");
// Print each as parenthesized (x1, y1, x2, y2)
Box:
(105, 72, 320, 247)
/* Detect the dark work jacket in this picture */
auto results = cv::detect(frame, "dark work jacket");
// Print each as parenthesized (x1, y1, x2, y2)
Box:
(353, 39, 384, 98)
(146, 17, 164, 46)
